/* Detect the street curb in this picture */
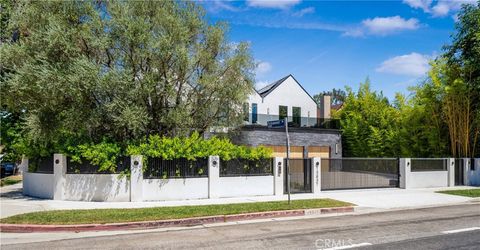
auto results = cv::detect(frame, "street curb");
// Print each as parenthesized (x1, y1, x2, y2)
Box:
(0, 206, 353, 233)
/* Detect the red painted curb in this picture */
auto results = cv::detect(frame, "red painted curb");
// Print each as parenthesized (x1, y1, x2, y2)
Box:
(0, 206, 353, 233)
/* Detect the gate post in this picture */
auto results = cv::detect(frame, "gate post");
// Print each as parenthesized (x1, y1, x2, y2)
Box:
(311, 157, 321, 195)
(447, 158, 455, 187)
(208, 156, 220, 199)
(273, 157, 284, 196)
(130, 155, 143, 202)
(53, 154, 67, 200)
(399, 158, 410, 189)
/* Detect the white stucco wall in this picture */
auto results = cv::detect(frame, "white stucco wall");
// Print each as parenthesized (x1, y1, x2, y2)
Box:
(63, 174, 130, 202)
(468, 158, 480, 186)
(23, 172, 54, 199)
(142, 178, 209, 201)
(408, 171, 449, 188)
(217, 176, 274, 198)
(247, 76, 318, 125)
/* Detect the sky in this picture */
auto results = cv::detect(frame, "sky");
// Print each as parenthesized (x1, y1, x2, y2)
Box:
(199, 0, 477, 100)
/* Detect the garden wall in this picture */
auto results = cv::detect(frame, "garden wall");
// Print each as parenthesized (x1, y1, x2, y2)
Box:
(467, 158, 480, 186)
(408, 171, 449, 188)
(23, 172, 54, 199)
(63, 174, 130, 202)
(142, 178, 209, 201)
(217, 176, 274, 198)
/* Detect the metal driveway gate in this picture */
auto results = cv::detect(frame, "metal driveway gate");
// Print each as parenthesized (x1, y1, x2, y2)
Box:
(321, 158, 399, 190)
(454, 158, 465, 186)
(284, 158, 312, 193)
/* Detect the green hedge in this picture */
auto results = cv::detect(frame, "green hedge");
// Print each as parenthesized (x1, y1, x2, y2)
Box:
(67, 132, 272, 173)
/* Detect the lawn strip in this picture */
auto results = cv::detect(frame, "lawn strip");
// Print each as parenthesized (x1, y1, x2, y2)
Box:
(437, 189, 480, 198)
(0, 199, 352, 225)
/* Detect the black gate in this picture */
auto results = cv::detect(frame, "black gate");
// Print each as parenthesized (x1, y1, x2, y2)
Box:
(284, 159, 312, 193)
(321, 158, 399, 190)
(454, 158, 465, 186)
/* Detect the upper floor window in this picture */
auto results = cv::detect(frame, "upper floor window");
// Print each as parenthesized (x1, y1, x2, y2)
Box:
(279, 105, 288, 120)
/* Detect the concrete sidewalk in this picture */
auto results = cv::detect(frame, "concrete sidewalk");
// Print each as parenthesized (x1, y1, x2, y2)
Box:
(1, 182, 478, 218)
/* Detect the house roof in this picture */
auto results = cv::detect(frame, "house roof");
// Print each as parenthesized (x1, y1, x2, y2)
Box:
(331, 103, 344, 111)
(256, 75, 290, 97)
(255, 74, 317, 105)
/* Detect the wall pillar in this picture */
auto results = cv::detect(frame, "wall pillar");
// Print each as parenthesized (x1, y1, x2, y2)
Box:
(208, 156, 220, 199)
(311, 157, 321, 194)
(130, 155, 143, 202)
(19, 156, 29, 174)
(53, 154, 67, 200)
(273, 157, 284, 196)
(399, 158, 410, 189)
(447, 158, 455, 187)
(21, 157, 29, 196)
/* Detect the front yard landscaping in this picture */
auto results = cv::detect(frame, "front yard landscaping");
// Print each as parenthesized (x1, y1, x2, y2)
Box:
(0, 198, 352, 225)
(437, 189, 480, 197)
(0, 175, 22, 187)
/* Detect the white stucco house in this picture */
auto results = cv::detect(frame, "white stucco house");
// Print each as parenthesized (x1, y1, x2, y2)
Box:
(244, 74, 330, 127)
(210, 74, 342, 159)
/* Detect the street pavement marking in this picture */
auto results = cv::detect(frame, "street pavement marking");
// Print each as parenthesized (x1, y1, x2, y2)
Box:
(322, 242, 372, 250)
(442, 227, 480, 234)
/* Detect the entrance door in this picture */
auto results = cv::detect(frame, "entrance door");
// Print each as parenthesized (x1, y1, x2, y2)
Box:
(284, 158, 312, 193)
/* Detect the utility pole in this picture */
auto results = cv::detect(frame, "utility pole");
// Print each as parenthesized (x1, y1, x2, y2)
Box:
(285, 117, 291, 204)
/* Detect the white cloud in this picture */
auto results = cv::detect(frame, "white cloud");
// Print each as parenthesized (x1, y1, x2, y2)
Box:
(402, 0, 433, 12)
(362, 16, 420, 35)
(403, 0, 476, 17)
(256, 61, 272, 75)
(255, 80, 271, 89)
(376, 53, 431, 77)
(247, 0, 301, 9)
(292, 7, 315, 17)
(432, 0, 477, 17)
(343, 16, 420, 37)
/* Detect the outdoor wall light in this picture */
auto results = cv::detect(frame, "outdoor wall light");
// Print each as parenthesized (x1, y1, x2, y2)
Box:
(277, 162, 281, 166)
(55, 159, 60, 164)
(316, 162, 319, 166)
(213, 160, 217, 166)
(134, 161, 139, 166)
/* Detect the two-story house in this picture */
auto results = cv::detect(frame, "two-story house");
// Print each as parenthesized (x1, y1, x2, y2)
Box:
(228, 74, 342, 159)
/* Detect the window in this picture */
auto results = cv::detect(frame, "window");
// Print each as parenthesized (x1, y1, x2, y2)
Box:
(243, 103, 249, 122)
(292, 107, 301, 126)
(279, 105, 288, 120)
(252, 103, 258, 124)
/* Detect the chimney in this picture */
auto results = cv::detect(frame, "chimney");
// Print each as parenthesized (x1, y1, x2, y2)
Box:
(319, 95, 331, 119)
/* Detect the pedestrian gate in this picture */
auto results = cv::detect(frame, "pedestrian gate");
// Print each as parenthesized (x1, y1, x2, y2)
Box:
(321, 158, 399, 190)
(284, 159, 312, 193)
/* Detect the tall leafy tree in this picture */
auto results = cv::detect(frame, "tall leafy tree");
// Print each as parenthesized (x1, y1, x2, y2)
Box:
(442, 2, 480, 157)
(335, 80, 400, 157)
(0, 1, 255, 158)
(313, 88, 346, 106)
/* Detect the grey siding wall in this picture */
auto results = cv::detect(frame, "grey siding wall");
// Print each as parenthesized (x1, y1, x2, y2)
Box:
(206, 127, 342, 158)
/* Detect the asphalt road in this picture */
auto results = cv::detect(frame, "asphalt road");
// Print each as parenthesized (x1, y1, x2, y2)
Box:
(2, 204, 479, 250)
